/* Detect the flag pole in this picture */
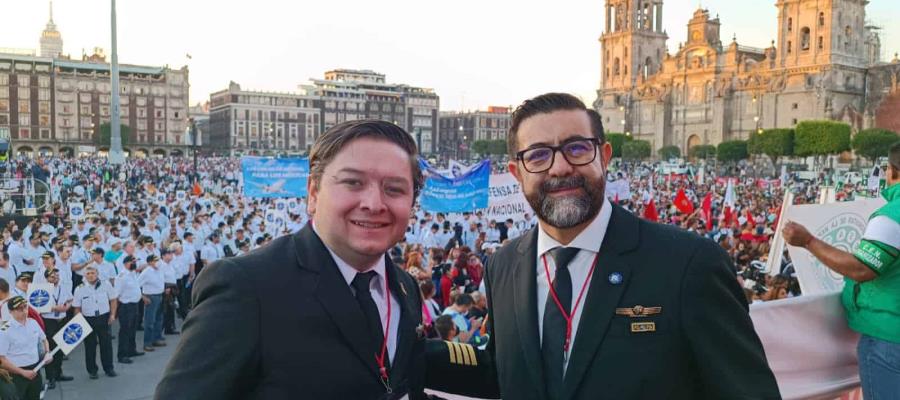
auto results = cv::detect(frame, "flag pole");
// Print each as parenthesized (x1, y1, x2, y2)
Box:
(30, 347, 61, 372)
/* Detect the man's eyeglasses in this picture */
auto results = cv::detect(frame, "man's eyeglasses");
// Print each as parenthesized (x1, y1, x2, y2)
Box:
(515, 137, 601, 173)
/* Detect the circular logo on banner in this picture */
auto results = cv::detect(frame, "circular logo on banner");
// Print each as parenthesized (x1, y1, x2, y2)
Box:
(71, 206, 83, 217)
(29, 289, 50, 307)
(813, 212, 867, 290)
(275, 217, 284, 226)
(267, 213, 275, 223)
(157, 194, 166, 203)
(288, 200, 297, 209)
(63, 324, 84, 345)
(276, 203, 286, 211)
(177, 191, 186, 200)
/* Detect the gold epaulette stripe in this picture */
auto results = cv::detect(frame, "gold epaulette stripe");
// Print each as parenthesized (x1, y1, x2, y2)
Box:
(463, 343, 477, 367)
(459, 343, 472, 366)
(446, 341, 458, 364)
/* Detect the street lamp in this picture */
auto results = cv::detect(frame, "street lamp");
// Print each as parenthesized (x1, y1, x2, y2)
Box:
(186, 117, 199, 183)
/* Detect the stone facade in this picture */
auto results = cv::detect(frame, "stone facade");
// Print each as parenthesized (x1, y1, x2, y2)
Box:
(594, 0, 894, 156)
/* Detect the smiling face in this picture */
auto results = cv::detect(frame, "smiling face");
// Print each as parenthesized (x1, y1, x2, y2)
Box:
(508, 109, 611, 229)
(307, 137, 416, 270)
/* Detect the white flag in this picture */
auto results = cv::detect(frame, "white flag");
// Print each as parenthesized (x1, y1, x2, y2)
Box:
(52, 314, 93, 355)
(26, 283, 55, 314)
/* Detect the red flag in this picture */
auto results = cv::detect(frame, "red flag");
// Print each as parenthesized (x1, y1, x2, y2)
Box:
(701, 193, 713, 230)
(674, 188, 694, 214)
(643, 199, 659, 222)
(745, 209, 755, 228)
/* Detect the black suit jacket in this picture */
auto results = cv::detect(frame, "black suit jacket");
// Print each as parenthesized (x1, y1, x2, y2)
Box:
(440, 204, 780, 400)
(156, 225, 427, 400)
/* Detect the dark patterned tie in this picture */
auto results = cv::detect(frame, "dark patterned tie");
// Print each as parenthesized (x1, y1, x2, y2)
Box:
(351, 271, 387, 366)
(542, 247, 580, 400)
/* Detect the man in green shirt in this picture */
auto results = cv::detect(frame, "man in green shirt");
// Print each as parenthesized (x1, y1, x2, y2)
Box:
(784, 141, 900, 399)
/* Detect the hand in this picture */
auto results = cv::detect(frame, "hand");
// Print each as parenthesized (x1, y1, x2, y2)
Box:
(43, 352, 53, 365)
(469, 317, 483, 330)
(782, 221, 813, 248)
(20, 369, 37, 380)
(142, 296, 151, 305)
(108, 314, 116, 324)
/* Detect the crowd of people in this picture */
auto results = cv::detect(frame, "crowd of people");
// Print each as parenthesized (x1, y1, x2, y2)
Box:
(0, 153, 866, 399)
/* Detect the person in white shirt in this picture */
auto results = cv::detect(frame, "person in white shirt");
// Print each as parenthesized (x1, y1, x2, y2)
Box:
(159, 249, 179, 335)
(40, 269, 73, 388)
(199, 232, 224, 276)
(114, 255, 142, 363)
(0, 296, 51, 397)
(73, 266, 118, 379)
(505, 219, 521, 241)
(0, 253, 16, 291)
(485, 220, 501, 243)
(86, 248, 118, 287)
(138, 254, 165, 352)
(7, 232, 34, 277)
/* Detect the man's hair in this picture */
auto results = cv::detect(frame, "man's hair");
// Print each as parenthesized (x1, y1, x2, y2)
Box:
(0, 252, 8, 261)
(507, 93, 606, 158)
(890, 141, 900, 179)
(0, 278, 8, 294)
(308, 120, 424, 200)
(454, 293, 474, 307)
(434, 315, 456, 341)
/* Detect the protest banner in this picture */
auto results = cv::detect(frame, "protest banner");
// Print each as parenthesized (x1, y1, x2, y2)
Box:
(27, 283, 55, 314)
(481, 173, 533, 222)
(242, 157, 309, 198)
(419, 159, 490, 213)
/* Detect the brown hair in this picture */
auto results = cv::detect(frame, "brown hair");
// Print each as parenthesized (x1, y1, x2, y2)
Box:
(890, 141, 900, 179)
(507, 93, 606, 158)
(308, 120, 424, 200)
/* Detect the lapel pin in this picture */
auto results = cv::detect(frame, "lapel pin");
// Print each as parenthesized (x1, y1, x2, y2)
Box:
(608, 272, 623, 285)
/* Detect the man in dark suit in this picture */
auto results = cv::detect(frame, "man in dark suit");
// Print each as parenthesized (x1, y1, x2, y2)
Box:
(156, 120, 429, 400)
(426, 93, 780, 399)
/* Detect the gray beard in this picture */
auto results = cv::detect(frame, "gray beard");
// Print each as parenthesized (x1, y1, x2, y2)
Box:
(538, 192, 594, 229)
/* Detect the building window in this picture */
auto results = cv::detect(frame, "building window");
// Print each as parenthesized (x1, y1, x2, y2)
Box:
(40, 129, 50, 139)
(792, 118, 798, 125)
(800, 27, 811, 51)
(80, 105, 91, 115)
(17, 75, 29, 87)
(18, 101, 29, 113)
(787, 41, 792, 54)
(155, 109, 163, 118)
(0, 87, 7, 99)
(0, 114, 7, 125)
(38, 102, 50, 114)
(39, 115, 50, 127)
(19, 114, 31, 126)
(792, 103, 798, 110)
(17, 88, 30, 99)
(787, 18, 792, 32)
(38, 76, 50, 88)
(19, 128, 30, 139)
(819, 12, 825, 27)
(38, 89, 50, 101)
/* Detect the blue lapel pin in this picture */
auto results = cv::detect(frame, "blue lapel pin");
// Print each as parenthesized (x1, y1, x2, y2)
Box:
(608, 272, 623, 285)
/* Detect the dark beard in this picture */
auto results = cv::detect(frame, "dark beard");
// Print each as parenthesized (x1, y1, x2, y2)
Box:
(525, 175, 605, 229)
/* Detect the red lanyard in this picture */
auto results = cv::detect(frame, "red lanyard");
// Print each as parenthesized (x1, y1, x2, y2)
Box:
(375, 271, 392, 391)
(542, 251, 599, 356)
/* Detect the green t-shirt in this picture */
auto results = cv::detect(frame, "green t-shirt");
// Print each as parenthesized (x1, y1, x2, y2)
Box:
(842, 183, 900, 343)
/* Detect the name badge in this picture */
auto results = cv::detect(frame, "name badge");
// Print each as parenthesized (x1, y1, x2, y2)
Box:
(631, 322, 656, 333)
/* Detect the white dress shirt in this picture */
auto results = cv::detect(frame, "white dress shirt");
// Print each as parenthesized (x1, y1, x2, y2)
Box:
(115, 270, 142, 304)
(536, 198, 612, 374)
(41, 283, 73, 320)
(73, 280, 118, 317)
(315, 225, 400, 363)
(139, 265, 165, 295)
(0, 318, 45, 366)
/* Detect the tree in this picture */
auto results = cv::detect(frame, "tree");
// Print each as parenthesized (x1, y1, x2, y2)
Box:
(488, 139, 507, 156)
(622, 140, 651, 160)
(471, 140, 489, 156)
(852, 128, 899, 162)
(717, 140, 748, 162)
(689, 145, 717, 159)
(98, 122, 130, 148)
(605, 133, 633, 158)
(748, 128, 794, 164)
(658, 145, 681, 160)
(794, 120, 851, 159)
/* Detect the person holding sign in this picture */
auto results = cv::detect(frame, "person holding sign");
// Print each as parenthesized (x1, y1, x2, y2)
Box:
(0, 296, 51, 400)
(157, 120, 430, 399)
(783, 142, 900, 399)
(40, 268, 73, 389)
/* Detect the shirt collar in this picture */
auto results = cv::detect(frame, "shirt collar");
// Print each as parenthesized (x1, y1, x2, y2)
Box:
(537, 198, 612, 257)
(312, 222, 386, 287)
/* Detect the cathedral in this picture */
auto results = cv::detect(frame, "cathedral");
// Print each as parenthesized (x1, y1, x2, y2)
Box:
(593, 0, 900, 156)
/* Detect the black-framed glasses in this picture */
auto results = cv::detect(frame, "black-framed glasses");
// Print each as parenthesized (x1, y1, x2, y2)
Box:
(515, 137, 601, 173)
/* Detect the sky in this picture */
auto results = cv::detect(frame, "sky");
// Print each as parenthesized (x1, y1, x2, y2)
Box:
(3, 0, 899, 112)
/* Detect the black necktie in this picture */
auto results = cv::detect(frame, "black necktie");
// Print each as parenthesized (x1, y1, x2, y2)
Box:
(351, 271, 388, 367)
(542, 247, 580, 400)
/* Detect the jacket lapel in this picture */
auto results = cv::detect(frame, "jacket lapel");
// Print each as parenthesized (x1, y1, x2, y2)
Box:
(561, 205, 639, 400)
(513, 227, 548, 397)
(294, 226, 381, 382)
(385, 258, 416, 387)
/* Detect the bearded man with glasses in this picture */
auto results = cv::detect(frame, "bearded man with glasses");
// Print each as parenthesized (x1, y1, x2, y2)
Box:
(424, 93, 780, 400)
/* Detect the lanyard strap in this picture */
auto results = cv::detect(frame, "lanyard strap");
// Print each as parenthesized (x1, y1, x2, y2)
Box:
(375, 271, 392, 394)
(542, 252, 599, 355)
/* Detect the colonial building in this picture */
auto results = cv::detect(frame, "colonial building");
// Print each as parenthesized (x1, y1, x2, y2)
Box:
(0, 5, 190, 158)
(594, 0, 897, 156)
(208, 82, 320, 156)
(438, 106, 511, 160)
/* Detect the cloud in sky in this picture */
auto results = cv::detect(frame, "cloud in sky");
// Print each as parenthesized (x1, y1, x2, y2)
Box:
(4, 0, 898, 111)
